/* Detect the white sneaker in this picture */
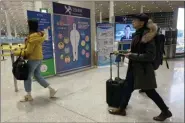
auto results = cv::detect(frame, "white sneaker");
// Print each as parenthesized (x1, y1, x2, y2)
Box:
(50, 89, 57, 98)
(20, 95, 33, 102)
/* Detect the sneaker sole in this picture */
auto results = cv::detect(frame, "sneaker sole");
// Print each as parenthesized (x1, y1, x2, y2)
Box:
(50, 90, 58, 98)
(20, 98, 33, 102)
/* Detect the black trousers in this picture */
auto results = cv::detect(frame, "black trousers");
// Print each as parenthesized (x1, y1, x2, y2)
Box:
(120, 70, 168, 112)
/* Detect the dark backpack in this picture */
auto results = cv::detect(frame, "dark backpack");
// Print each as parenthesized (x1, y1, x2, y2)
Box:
(153, 34, 169, 70)
(12, 51, 29, 80)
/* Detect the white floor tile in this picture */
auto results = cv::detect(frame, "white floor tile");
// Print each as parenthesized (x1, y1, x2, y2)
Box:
(1, 57, 184, 122)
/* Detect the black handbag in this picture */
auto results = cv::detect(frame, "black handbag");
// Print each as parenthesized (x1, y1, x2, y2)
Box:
(12, 50, 29, 80)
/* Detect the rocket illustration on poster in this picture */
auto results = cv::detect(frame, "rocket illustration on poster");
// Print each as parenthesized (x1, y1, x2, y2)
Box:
(53, 2, 91, 74)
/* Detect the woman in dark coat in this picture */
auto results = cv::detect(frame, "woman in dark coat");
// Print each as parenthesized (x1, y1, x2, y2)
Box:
(109, 14, 172, 121)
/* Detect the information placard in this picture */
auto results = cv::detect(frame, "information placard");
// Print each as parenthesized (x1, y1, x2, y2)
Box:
(96, 23, 114, 66)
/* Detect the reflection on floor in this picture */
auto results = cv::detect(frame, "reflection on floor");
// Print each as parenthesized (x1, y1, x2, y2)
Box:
(1, 57, 184, 122)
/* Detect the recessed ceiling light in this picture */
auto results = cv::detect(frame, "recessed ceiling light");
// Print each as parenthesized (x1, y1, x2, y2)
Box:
(156, 7, 158, 8)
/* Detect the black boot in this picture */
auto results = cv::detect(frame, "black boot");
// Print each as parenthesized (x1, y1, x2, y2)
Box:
(153, 110, 172, 121)
(108, 108, 126, 116)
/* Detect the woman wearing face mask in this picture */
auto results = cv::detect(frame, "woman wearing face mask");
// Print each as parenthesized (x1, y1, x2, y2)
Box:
(108, 14, 172, 121)
(14, 20, 57, 102)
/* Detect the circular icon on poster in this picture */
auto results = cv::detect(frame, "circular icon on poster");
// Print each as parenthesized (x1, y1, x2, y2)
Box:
(64, 37, 70, 44)
(58, 42, 65, 49)
(58, 33, 63, 39)
(64, 47, 70, 54)
(82, 49, 86, 55)
(40, 64, 48, 72)
(81, 40, 86, 47)
(60, 21, 64, 26)
(86, 52, 90, 58)
(65, 56, 71, 64)
(85, 44, 89, 51)
(60, 54, 64, 60)
(85, 36, 89, 42)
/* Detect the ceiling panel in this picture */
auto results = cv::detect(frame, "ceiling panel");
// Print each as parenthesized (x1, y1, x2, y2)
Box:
(0, 0, 184, 36)
(95, 1, 184, 19)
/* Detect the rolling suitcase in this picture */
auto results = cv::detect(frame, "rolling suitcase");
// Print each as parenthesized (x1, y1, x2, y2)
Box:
(106, 53, 125, 108)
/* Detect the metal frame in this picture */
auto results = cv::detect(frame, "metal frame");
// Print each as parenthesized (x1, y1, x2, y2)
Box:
(10, 54, 18, 92)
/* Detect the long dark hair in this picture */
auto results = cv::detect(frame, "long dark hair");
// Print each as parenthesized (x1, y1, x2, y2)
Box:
(28, 20, 39, 34)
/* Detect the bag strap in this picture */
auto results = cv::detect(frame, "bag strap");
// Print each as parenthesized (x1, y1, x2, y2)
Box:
(18, 49, 23, 59)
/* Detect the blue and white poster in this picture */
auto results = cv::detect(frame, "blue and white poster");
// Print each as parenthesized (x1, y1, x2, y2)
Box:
(96, 23, 114, 66)
(53, 2, 91, 74)
(27, 11, 53, 59)
(27, 11, 55, 76)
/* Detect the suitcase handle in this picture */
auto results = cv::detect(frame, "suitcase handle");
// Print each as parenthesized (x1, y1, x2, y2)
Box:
(109, 53, 125, 80)
(110, 53, 114, 80)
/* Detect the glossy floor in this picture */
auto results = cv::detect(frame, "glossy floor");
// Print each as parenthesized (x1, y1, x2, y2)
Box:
(1, 57, 184, 122)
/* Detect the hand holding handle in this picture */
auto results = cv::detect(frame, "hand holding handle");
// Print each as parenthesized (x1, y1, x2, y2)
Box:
(127, 49, 131, 52)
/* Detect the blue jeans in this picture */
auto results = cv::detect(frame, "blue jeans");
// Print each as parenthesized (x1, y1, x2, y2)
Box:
(24, 60, 49, 92)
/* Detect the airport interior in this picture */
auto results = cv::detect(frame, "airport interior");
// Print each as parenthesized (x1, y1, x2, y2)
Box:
(0, 0, 184, 122)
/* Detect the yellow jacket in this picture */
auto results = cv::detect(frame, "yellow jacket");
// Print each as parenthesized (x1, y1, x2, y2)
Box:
(14, 32, 46, 60)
